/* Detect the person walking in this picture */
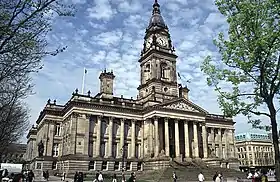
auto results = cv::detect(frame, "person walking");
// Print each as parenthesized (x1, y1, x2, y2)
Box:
(98, 172, 103, 182)
(93, 172, 99, 182)
(112, 174, 117, 182)
(215, 173, 222, 182)
(172, 171, 178, 182)
(127, 173, 136, 182)
(74, 172, 79, 182)
(198, 172, 205, 182)
(45, 170, 49, 181)
(78, 172, 83, 182)
(121, 173, 126, 182)
(27, 170, 34, 182)
(62, 172, 66, 181)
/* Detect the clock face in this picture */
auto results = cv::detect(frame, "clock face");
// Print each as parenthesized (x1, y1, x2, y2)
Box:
(157, 36, 168, 47)
(145, 36, 153, 50)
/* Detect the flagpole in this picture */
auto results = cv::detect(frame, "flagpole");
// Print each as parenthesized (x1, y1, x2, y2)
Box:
(81, 67, 86, 94)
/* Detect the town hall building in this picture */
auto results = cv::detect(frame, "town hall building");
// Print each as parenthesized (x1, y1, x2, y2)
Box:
(25, 0, 239, 175)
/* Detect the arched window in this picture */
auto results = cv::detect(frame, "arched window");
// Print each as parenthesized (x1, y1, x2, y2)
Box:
(144, 63, 151, 82)
(145, 64, 150, 72)
(160, 62, 168, 78)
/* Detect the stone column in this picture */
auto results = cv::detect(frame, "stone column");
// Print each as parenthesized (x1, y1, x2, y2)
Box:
(211, 128, 215, 155)
(148, 119, 153, 155)
(131, 120, 136, 158)
(174, 119, 180, 158)
(107, 117, 114, 158)
(229, 129, 234, 158)
(95, 116, 102, 157)
(218, 128, 223, 158)
(164, 118, 170, 156)
(184, 120, 190, 158)
(84, 114, 90, 156)
(154, 117, 159, 157)
(141, 121, 145, 158)
(251, 145, 255, 165)
(119, 118, 125, 158)
(232, 129, 237, 158)
(193, 122, 199, 158)
(202, 124, 208, 158)
(224, 129, 229, 159)
(70, 114, 78, 155)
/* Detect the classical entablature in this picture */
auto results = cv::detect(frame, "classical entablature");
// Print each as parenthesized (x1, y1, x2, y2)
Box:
(34, 93, 235, 125)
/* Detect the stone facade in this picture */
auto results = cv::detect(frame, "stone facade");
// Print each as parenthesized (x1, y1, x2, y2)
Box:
(235, 133, 275, 171)
(25, 0, 239, 175)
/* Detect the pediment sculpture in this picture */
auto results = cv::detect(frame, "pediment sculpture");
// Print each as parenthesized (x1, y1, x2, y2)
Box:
(163, 102, 200, 112)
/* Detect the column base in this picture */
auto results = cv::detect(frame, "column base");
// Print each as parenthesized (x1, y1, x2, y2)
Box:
(184, 157, 192, 162)
(131, 162, 138, 171)
(95, 161, 103, 171)
(107, 161, 115, 171)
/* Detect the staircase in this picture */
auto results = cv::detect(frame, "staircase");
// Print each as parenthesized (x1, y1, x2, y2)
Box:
(137, 161, 246, 182)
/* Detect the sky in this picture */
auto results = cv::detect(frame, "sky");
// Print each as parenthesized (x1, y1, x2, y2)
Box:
(25, 0, 271, 140)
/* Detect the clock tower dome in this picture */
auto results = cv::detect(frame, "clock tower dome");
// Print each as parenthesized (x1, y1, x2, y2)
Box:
(138, 0, 178, 106)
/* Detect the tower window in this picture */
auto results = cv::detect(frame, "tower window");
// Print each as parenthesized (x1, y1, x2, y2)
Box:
(145, 64, 150, 72)
(160, 63, 168, 78)
(164, 87, 168, 92)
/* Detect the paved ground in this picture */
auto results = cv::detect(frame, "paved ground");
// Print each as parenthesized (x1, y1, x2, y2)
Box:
(34, 175, 276, 182)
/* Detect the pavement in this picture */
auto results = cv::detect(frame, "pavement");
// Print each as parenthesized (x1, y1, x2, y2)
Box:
(33, 175, 277, 182)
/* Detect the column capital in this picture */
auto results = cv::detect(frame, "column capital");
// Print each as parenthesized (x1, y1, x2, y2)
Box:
(97, 115, 103, 120)
(120, 118, 125, 122)
(153, 116, 159, 120)
(145, 118, 152, 123)
(85, 114, 91, 119)
(193, 120, 199, 124)
(200, 122, 206, 127)
(72, 112, 82, 118)
(108, 116, 115, 121)
(164, 117, 169, 122)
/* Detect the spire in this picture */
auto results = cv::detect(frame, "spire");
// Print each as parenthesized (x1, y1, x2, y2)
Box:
(153, 0, 160, 14)
(147, 0, 167, 31)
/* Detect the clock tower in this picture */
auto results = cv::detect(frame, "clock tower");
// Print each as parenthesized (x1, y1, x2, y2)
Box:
(138, 0, 178, 106)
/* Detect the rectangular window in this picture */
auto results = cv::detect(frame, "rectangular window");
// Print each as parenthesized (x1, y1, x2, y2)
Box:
(54, 124, 60, 136)
(53, 143, 59, 157)
(52, 161, 57, 170)
(36, 162, 42, 169)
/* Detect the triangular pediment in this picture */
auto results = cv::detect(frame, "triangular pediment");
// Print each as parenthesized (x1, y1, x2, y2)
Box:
(160, 98, 208, 114)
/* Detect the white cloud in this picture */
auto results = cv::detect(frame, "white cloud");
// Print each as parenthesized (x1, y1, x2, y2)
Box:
(87, 0, 116, 21)
(116, 0, 143, 13)
(91, 30, 123, 47)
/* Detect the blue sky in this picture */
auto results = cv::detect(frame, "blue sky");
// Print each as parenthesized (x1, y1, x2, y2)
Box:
(25, 0, 270, 139)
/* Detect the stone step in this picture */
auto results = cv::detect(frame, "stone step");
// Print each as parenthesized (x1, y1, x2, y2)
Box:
(138, 166, 246, 182)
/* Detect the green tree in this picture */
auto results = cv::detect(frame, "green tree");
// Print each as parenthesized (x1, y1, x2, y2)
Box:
(201, 0, 280, 180)
(0, 0, 74, 156)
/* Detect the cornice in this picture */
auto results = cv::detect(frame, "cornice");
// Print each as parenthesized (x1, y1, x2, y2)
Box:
(139, 49, 177, 63)
(137, 78, 177, 90)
